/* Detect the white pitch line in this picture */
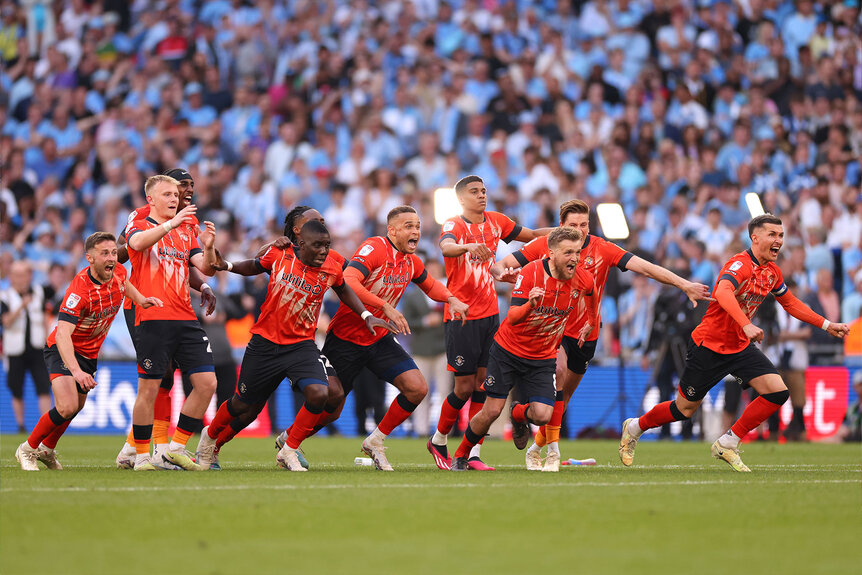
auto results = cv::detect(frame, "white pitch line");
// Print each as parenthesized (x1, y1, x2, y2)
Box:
(1, 478, 858, 494)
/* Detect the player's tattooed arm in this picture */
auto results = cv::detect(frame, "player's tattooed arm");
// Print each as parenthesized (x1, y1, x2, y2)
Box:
(624, 255, 713, 306)
(332, 281, 397, 335)
(440, 237, 493, 261)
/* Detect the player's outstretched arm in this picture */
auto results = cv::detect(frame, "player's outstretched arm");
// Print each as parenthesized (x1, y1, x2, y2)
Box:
(776, 291, 850, 338)
(54, 320, 96, 391)
(254, 236, 291, 258)
(343, 267, 411, 334)
(515, 227, 553, 241)
(126, 205, 197, 252)
(713, 279, 763, 343)
(123, 281, 164, 309)
(332, 281, 397, 336)
(625, 255, 713, 306)
(439, 237, 493, 261)
(415, 275, 469, 324)
(489, 254, 521, 283)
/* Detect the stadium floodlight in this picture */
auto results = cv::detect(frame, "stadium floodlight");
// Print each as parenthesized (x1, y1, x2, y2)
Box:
(745, 192, 765, 217)
(596, 203, 630, 240)
(434, 187, 461, 224)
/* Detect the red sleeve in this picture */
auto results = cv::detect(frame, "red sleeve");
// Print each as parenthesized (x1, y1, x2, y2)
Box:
(510, 265, 536, 306)
(513, 237, 547, 267)
(490, 211, 521, 244)
(714, 279, 753, 327)
(58, 279, 87, 323)
(776, 290, 826, 328)
(125, 220, 148, 250)
(716, 256, 752, 290)
(349, 238, 386, 278)
(440, 218, 461, 244)
(599, 239, 632, 269)
(410, 255, 428, 284)
(256, 246, 279, 272)
(330, 260, 344, 287)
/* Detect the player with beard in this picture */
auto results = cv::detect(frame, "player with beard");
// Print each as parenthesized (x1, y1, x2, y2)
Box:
(16, 233, 163, 470)
(620, 214, 849, 471)
(322, 205, 470, 470)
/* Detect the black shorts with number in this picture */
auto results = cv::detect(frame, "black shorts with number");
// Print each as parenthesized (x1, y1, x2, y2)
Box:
(678, 337, 780, 402)
(560, 336, 598, 375)
(445, 315, 499, 375)
(43, 345, 98, 394)
(235, 335, 328, 405)
(482, 342, 557, 405)
(135, 320, 214, 378)
(321, 332, 418, 394)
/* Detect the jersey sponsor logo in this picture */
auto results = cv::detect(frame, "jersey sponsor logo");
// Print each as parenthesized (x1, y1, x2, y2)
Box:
(157, 246, 190, 260)
(91, 304, 122, 320)
(277, 270, 324, 295)
(65, 293, 81, 309)
(442, 221, 455, 232)
(534, 304, 575, 318)
(358, 244, 374, 257)
(382, 273, 410, 285)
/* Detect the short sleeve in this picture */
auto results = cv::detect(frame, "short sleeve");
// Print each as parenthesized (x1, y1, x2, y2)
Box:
(332, 264, 344, 287)
(491, 212, 521, 244)
(349, 239, 385, 278)
(513, 237, 547, 267)
(58, 284, 86, 322)
(410, 255, 428, 284)
(717, 257, 751, 289)
(600, 239, 631, 270)
(256, 246, 278, 272)
(125, 221, 146, 250)
(440, 218, 461, 244)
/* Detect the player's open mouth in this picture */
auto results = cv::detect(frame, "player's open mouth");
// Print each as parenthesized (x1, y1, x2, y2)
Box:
(407, 239, 418, 248)
(770, 246, 780, 256)
(105, 263, 114, 272)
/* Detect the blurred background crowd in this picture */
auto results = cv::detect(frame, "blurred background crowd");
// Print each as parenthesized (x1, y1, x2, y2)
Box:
(1, 0, 861, 438)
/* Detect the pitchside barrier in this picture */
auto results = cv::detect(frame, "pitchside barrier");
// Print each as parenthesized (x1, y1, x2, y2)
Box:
(1, 362, 856, 442)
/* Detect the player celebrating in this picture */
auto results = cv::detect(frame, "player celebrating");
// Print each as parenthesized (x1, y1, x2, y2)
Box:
(492, 199, 711, 470)
(196, 220, 392, 470)
(16, 233, 163, 470)
(619, 214, 850, 471)
(322, 205, 469, 470)
(428, 175, 545, 471)
(125, 174, 218, 471)
(450, 227, 596, 471)
(115, 168, 217, 470)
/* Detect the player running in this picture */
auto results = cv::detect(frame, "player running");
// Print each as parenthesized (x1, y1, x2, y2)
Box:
(196, 220, 392, 470)
(427, 175, 545, 471)
(16, 232, 163, 470)
(115, 168, 218, 470)
(124, 174, 218, 471)
(619, 214, 849, 471)
(450, 227, 596, 471)
(322, 205, 469, 470)
(492, 199, 711, 470)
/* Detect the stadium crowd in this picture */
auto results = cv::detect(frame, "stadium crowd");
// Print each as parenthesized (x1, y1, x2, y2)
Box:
(1, 0, 860, 391)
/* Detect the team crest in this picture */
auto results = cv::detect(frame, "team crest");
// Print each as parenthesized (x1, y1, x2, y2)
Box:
(572, 290, 580, 298)
(485, 375, 495, 386)
(142, 358, 153, 370)
(686, 386, 696, 398)
(455, 355, 464, 367)
(179, 233, 189, 242)
(319, 272, 328, 282)
(239, 382, 247, 395)
(584, 256, 594, 266)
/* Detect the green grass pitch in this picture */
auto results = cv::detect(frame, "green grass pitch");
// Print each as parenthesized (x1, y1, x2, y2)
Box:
(1, 435, 859, 575)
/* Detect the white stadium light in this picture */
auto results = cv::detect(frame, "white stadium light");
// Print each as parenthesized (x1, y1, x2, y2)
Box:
(745, 192, 765, 217)
(596, 203, 630, 240)
(434, 187, 461, 224)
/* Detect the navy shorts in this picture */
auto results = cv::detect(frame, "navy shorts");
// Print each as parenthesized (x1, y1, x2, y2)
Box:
(235, 335, 328, 405)
(321, 332, 417, 394)
(135, 320, 214, 378)
(482, 342, 557, 406)
(445, 315, 499, 375)
(560, 336, 597, 375)
(678, 337, 780, 402)
(43, 345, 98, 394)
(124, 306, 137, 347)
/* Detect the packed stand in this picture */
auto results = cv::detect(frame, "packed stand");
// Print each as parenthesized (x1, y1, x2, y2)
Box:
(1, 0, 860, 367)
